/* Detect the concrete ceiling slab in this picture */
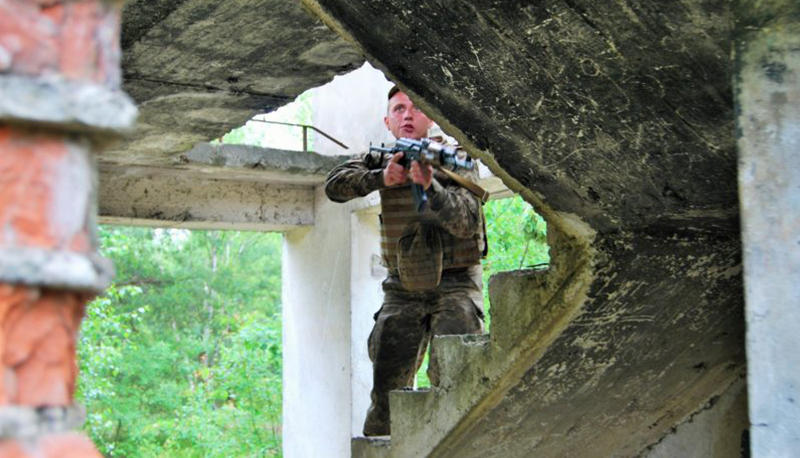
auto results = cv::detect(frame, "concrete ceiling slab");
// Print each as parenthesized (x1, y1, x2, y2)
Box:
(109, 0, 364, 167)
(300, 1, 745, 457)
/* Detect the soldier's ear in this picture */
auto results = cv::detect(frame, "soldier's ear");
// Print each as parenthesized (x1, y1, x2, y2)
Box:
(384, 116, 390, 130)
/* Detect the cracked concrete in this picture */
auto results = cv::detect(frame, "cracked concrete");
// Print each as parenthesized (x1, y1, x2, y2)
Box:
(107, 0, 363, 165)
(300, 0, 747, 456)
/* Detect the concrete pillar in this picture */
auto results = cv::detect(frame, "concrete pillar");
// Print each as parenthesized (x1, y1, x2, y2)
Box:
(283, 187, 354, 458)
(350, 205, 385, 435)
(0, 0, 136, 456)
(734, 2, 800, 457)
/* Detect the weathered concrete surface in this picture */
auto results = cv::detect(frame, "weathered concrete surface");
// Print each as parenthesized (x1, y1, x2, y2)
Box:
(735, 3, 800, 456)
(643, 378, 747, 458)
(182, 143, 349, 183)
(99, 164, 317, 231)
(301, 1, 745, 457)
(0, 75, 137, 137)
(108, 0, 364, 166)
(282, 186, 356, 458)
(303, 0, 737, 232)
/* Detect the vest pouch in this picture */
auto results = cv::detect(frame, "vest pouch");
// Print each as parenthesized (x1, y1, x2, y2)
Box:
(397, 222, 443, 291)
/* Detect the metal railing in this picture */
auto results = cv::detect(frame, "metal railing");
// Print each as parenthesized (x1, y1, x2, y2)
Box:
(249, 119, 349, 152)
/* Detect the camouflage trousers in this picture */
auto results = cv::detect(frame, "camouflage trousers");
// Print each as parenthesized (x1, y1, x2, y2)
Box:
(363, 266, 485, 437)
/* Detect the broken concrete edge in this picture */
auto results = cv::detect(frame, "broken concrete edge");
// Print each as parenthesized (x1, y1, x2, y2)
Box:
(0, 248, 113, 293)
(182, 142, 351, 175)
(98, 215, 309, 233)
(0, 74, 138, 137)
(639, 374, 748, 455)
(300, 0, 602, 242)
(430, 334, 491, 390)
(732, 0, 800, 31)
(352, 436, 391, 458)
(0, 405, 86, 441)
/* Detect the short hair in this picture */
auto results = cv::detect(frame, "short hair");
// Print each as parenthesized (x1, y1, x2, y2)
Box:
(387, 85, 400, 100)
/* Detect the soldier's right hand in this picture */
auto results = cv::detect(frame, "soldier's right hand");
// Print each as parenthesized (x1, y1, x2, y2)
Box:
(383, 152, 408, 187)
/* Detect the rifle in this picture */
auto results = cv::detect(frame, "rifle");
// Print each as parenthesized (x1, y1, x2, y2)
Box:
(369, 138, 484, 212)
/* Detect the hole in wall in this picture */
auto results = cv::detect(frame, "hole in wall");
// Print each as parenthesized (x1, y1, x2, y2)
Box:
(214, 90, 318, 152)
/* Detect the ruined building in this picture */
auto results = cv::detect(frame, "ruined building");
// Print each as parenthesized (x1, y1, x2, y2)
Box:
(0, 0, 797, 457)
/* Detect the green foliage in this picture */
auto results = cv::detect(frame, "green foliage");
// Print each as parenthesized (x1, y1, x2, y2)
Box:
(82, 197, 547, 452)
(221, 91, 314, 151)
(78, 227, 283, 458)
(482, 195, 549, 331)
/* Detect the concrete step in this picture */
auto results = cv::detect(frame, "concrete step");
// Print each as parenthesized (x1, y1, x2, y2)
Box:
(352, 436, 391, 458)
(430, 334, 490, 389)
(389, 388, 434, 440)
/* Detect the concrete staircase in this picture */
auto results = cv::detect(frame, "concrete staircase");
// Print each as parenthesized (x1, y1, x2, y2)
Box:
(352, 226, 597, 457)
(349, 208, 744, 458)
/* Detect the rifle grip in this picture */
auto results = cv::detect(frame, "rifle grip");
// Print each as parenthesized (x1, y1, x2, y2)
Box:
(412, 183, 428, 212)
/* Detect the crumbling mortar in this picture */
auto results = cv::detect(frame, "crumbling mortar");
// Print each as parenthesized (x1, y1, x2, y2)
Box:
(0, 248, 113, 293)
(0, 74, 137, 138)
(0, 406, 86, 441)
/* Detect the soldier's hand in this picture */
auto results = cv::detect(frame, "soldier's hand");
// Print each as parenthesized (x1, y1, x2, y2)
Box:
(409, 161, 433, 190)
(383, 152, 408, 187)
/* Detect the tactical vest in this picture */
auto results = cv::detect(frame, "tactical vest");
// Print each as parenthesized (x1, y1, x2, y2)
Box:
(379, 180, 485, 278)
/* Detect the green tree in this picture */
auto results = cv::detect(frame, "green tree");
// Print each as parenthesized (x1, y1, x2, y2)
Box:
(221, 91, 314, 151)
(78, 227, 284, 458)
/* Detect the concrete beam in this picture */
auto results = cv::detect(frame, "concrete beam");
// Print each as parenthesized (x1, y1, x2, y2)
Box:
(99, 166, 315, 231)
(113, 0, 363, 164)
(181, 142, 349, 186)
(735, 2, 800, 456)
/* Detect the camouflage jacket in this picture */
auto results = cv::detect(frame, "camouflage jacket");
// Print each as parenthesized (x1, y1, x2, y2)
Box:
(325, 149, 486, 274)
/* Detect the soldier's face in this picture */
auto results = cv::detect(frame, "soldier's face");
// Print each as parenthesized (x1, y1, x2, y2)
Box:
(384, 92, 433, 140)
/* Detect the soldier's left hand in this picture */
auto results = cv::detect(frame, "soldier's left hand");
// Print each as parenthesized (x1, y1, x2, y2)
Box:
(409, 161, 433, 190)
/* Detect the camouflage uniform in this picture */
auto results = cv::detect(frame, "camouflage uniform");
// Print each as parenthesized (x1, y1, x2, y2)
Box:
(325, 149, 486, 436)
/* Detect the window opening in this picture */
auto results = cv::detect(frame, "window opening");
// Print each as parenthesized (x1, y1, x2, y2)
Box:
(78, 226, 284, 457)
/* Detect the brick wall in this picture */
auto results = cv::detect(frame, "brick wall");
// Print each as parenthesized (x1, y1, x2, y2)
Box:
(0, 1, 136, 456)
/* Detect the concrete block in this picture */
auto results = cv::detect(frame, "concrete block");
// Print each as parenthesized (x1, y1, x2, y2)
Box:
(430, 334, 489, 389)
(98, 167, 316, 231)
(179, 142, 347, 186)
(389, 389, 433, 441)
(488, 268, 551, 353)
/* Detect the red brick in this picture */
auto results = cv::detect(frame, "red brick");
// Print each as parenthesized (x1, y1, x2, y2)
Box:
(0, 287, 86, 406)
(41, 433, 103, 458)
(58, 2, 100, 81)
(0, 440, 33, 458)
(0, 434, 103, 458)
(0, 0, 122, 84)
(0, 126, 96, 252)
(0, 0, 58, 75)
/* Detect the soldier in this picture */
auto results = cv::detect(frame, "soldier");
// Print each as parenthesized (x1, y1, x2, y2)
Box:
(325, 86, 487, 436)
